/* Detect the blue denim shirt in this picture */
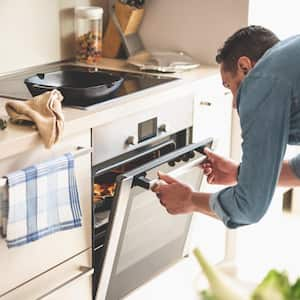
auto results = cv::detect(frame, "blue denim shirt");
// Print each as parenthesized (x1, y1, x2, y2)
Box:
(210, 35, 300, 228)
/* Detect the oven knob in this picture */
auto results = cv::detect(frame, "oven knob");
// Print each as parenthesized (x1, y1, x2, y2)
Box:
(188, 151, 195, 159)
(125, 136, 135, 146)
(175, 156, 181, 162)
(158, 124, 167, 133)
(182, 154, 190, 162)
(168, 160, 176, 167)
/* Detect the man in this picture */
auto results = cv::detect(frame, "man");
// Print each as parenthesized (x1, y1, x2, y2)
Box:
(153, 25, 300, 228)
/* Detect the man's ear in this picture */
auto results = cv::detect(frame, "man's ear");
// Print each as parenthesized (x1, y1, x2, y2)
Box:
(237, 56, 254, 75)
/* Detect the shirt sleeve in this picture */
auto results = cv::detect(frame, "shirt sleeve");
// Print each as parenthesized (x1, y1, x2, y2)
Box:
(289, 154, 300, 178)
(210, 74, 291, 228)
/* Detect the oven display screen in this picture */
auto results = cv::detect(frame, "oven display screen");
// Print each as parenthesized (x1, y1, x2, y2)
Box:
(138, 118, 157, 142)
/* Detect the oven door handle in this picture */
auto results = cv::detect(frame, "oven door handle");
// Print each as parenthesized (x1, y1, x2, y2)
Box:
(94, 140, 176, 176)
(126, 137, 212, 189)
(122, 137, 212, 182)
(133, 154, 207, 190)
(32, 84, 54, 90)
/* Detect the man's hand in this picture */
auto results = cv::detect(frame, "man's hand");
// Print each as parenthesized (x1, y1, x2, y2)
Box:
(151, 172, 195, 215)
(200, 148, 239, 185)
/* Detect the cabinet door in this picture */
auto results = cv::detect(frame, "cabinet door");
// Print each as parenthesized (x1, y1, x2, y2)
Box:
(191, 75, 233, 263)
(0, 130, 92, 296)
(2, 250, 92, 300)
(193, 75, 232, 157)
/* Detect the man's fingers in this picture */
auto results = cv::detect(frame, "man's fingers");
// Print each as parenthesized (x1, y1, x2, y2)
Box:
(159, 199, 165, 207)
(155, 183, 171, 194)
(151, 177, 169, 194)
(203, 147, 223, 162)
(203, 168, 212, 176)
(207, 174, 215, 184)
(157, 171, 179, 184)
(200, 162, 212, 169)
(151, 182, 160, 193)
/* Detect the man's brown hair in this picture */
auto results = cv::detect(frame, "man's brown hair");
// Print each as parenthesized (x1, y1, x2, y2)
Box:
(216, 25, 280, 73)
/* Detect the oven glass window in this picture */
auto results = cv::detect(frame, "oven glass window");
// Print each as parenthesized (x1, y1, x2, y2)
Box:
(93, 142, 175, 214)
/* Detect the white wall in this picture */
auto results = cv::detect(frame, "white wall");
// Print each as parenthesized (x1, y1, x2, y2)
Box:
(139, 0, 249, 65)
(249, 0, 300, 39)
(0, 0, 107, 74)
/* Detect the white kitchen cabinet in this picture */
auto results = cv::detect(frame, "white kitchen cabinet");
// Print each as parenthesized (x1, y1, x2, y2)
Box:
(1, 250, 93, 300)
(191, 75, 233, 264)
(193, 74, 232, 157)
(0, 130, 92, 297)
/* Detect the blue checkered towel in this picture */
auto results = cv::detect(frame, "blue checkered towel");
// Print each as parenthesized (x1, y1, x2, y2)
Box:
(0, 153, 82, 248)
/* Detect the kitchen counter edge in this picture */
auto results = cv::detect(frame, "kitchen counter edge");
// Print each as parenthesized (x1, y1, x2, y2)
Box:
(0, 59, 219, 160)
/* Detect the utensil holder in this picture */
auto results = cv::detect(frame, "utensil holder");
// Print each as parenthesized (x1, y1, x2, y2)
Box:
(103, 1, 144, 58)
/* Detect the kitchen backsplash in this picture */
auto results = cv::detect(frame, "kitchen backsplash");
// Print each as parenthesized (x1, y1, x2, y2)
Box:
(0, 0, 107, 74)
(0, 0, 248, 73)
(139, 0, 249, 65)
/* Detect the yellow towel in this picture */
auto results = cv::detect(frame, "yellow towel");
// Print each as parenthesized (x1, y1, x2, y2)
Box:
(5, 89, 64, 148)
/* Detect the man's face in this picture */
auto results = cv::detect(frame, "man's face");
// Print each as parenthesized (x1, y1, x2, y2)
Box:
(220, 62, 245, 109)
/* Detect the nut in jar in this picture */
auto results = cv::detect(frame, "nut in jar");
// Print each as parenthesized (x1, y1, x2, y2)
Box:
(76, 31, 102, 64)
(75, 6, 104, 64)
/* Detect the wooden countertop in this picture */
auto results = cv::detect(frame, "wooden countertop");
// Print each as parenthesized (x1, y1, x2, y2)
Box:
(0, 59, 219, 160)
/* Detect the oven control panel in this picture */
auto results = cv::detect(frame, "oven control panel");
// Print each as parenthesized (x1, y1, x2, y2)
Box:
(138, 117, 157, 143)
(126, 119, 167, 146)
(92, 92, 194, 166)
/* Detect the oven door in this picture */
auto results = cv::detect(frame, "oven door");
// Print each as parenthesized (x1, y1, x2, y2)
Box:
(95, 138, 213, 300)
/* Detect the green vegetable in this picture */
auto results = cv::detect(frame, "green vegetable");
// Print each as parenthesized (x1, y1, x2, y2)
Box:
(193, 248, 250, 300)
(194, 247, 300, 300)
(199, 289, 217, 300)
(251, 270, 291, 300)
(290, 278, 300, 300)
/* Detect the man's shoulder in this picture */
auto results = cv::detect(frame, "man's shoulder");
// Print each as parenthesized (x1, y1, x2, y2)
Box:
(252, 35, 300, 80)
(271, 35, 300, 54)
(265, 35, 300, 60)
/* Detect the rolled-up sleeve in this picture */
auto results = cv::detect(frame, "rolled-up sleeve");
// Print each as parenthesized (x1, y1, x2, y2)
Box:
(289, 154, 300, 178)
(210, 75, 291, 228)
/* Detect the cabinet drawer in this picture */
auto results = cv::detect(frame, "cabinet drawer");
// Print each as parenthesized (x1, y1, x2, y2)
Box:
(0, 130, 92, 295)
(1, 249, 93, 300)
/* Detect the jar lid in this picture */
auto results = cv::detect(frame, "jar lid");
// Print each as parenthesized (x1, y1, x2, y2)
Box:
(75, 6, 103, 20)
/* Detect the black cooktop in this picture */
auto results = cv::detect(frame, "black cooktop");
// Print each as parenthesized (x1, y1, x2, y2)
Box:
(0, 64, 177, 109)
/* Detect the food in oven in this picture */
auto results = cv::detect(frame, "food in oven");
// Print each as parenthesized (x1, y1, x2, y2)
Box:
(93, 170, 119, 211)
(94, 183, 116, 203)
(93, 141, 175, 211)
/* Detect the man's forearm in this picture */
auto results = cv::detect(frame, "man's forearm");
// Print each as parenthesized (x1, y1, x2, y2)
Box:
(278, 160, 300, 187)
(191, 192, 219, 219)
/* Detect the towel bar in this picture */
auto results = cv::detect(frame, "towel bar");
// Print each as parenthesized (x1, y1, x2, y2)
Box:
(0, 146, 92, 188)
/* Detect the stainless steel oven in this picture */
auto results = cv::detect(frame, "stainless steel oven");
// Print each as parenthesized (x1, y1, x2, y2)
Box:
(92, 112, 212, 299)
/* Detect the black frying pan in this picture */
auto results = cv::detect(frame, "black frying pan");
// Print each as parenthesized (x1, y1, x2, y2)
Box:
(24, 70, 124, 106)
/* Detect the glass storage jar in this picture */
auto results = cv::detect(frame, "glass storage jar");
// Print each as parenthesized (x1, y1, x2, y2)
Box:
(75, 6, 103, 64)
